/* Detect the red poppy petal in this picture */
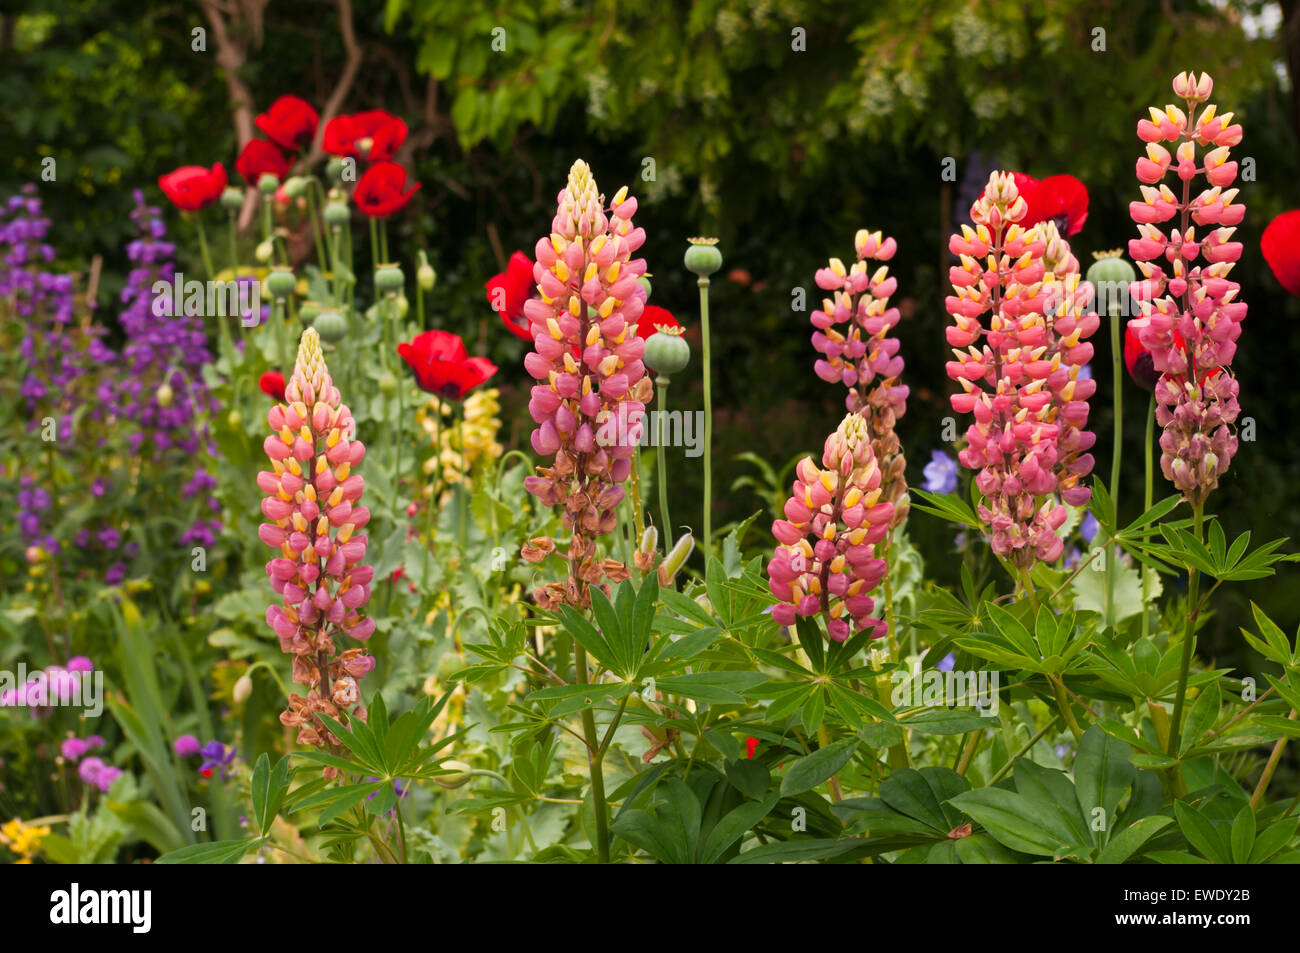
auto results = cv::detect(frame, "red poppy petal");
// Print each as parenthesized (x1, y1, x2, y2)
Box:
(1262, 210, 1300, 297)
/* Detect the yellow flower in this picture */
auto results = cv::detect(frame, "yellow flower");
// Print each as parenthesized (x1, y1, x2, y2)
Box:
(416, 388, 504, 496)
(1, 817, 51, 862)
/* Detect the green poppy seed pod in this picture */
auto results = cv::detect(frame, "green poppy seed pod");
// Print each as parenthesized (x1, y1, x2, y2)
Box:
(156, 383, 174, 407)
(378, 371, 398, 396)
(324, 201, 350, 227)
(658, 531, 695, 586)
(326, 157, 346, 182)
(220, 187, 244, 212)
(393, 294, 409, 319)
(418, 262, 436, 291)
(1085, 251, 1137, 287)
(266, 267, 296, 299)
(283, 176, 308, 199)
(684, 237, 722, 277)
(257, 173, 279, 195)
(433, 760, 473, 790)
(227, 409, 243, 430)
(314, 309, 347, 343)
(233, 674, 253, 704)
(638, 275, 653, 299)
(255, 240, 273, 263)
(643, 327, 690, 375)
(299, 301, 321, 325)
(375, 263, 404, 293)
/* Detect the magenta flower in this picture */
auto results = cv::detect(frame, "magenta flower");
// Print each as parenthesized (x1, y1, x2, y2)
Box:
(258, 328, 376, 774)
(768, 413, 895, 642)
(945, 172, 1099, 567)
(519, 160, 651, 610)
(173, 734, 201, 758)
(1127, 71, 1246, 506)
(61, 737, 87, 761)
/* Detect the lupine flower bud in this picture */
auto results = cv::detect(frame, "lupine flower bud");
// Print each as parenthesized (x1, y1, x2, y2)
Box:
(260, 327, 374, 774)
(944, 172, 1098, 567)
(768, 414, 894, 642)
(1127, 72, 1245, 506)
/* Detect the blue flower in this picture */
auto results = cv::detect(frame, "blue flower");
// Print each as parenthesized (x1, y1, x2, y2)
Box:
(922, 450, 958, 494)
(1079, 510, 1099, 544)
(937, 652, 956, 673)
(1077, 364, 1092, 381)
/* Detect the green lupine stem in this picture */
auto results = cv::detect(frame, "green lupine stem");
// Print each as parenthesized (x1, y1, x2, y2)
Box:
(987, 717, 1061, 785)
(1106, 303, 1123, 629)
(1167, 504, 1204, 769)
(1051, 675, 1084, 741)
(655, 377, 673, 539)
(574, 643, 610, 863)
(1142, 394, 1156, 640)
(698, 277, 714, 553)
(1251, 710, 1297, 811)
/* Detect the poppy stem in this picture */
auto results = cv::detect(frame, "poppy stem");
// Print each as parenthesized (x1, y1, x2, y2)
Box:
(1106, 299, 1123, 631)
(227, 211, 247, 354)
(698, 276, 714, 556)
(655, 377, 672, 544)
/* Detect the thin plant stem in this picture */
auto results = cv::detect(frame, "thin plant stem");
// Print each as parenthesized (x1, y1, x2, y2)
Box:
(655, 377, 673, 538)
(574, 643, 610, 862)
(1167, 503, 1204, 762)
(698, 277, 714, 553)
(1106, 300, 1123, 627)
(1250, 709, 1297, 811)
(955, 728, 983, 776)
(988, 717, 1061, 785)
(1051, 674, 1084, 741)
(816, 722, 844, 802)
(1142, 394, 1156, 640)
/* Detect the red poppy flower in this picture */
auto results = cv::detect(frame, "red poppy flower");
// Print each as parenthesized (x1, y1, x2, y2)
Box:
(746, 737, 759, 760)
(636, 304, 681, 339)
(255, 95, 319, 153)
(157, 163, 226, 212)
(1262, 209, 1300, 297)
(397, 330, 497, 400)
(486, 251, 536, 341)
(1124, 324, 1160, 392)
(199, 767, 214, 779)
(235, 139, 290, 186)
(259, 371, 286, 401)
(1125, 321, 1220, 392)
(1012, 172, 1089, 236)
(354, 161, 421, 218)
(323, 110, 408, 162)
